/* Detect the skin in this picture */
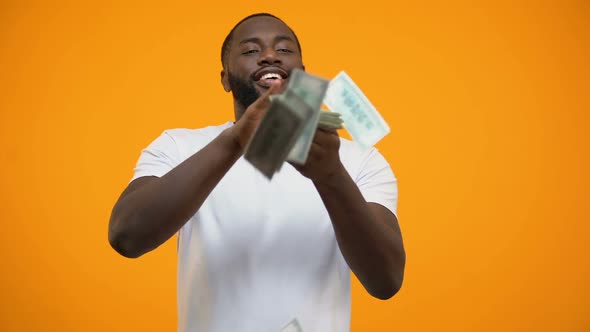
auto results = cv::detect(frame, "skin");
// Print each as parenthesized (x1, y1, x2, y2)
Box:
(109, 16, 405, 300)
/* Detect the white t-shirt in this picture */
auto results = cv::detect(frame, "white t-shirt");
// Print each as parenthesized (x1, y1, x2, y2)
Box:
(132, 122, 398, 332)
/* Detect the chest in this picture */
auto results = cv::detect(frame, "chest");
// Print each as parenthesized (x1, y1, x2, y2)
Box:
(195, 159, 335, 258)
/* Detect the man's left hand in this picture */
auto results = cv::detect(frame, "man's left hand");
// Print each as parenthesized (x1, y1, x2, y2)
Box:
(290, 128, 345, 185)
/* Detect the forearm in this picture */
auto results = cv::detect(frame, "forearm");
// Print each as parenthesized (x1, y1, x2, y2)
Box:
(314, 166, 405, 299)
(109, 128, 242, 258)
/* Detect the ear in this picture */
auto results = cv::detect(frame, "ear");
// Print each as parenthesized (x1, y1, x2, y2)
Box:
(220, 69, 231, 92)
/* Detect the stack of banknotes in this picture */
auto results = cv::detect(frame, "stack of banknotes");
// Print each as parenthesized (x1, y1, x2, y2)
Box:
(244, 68, 389, 179)
(318, 111, 344, 130)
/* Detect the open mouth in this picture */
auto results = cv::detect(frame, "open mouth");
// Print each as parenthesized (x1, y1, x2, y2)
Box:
(252, 67, 289, 88)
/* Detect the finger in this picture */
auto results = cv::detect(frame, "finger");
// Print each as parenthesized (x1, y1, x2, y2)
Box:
(306, 142, 325, 161)
(312, 129, 340, 147)
(288, 160, 302, 170)
(288, 160, 307, 174)
(250, 80, 283, 110)
(317, 127, 339, 136)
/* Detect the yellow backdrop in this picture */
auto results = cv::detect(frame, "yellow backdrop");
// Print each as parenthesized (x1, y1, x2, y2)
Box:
(1, 1, 588, 331)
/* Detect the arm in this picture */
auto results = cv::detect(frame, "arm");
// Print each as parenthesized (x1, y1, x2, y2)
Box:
(292, 129, 405, 299)
(315, 171, 405, 300)
(108, 130, 241, 258)
(109, 82, 282, 258)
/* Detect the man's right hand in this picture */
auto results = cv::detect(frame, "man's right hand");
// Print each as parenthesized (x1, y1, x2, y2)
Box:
(109, 80, 284, 258)
(228, 81, 283, 151)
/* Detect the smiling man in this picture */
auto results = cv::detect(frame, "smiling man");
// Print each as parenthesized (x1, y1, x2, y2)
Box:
(108, 13, 405, 332)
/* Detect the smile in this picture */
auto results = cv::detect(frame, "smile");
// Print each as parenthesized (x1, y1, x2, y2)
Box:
(253, 67, 289, 88)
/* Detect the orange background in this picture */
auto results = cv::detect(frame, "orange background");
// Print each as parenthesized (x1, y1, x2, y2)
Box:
(1, 1, 588, 331)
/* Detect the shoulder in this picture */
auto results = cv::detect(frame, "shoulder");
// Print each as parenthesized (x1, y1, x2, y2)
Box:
(145, 122, 233, 160)
(338, 137, 377, 167)
(339, 137, 392, 181)
(162, 121, 233, 144)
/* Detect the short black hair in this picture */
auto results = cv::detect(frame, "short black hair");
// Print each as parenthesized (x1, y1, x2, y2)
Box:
(221, 13, 302, 68)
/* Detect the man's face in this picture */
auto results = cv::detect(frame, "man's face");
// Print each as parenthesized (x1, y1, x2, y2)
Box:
(222, 16, 304, 110)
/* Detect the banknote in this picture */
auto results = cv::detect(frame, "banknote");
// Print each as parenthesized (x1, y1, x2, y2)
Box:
(244, 96, 306, 178)
(285, 69, 329, 164)
(318, 111, 344, 130)
(245, 69, 384, 178)
(323, 71, 390, 147)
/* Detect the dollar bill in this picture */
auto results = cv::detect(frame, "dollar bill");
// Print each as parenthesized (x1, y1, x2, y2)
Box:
(318, 111, 344, 130)
(323, 71, 390, 147)
(288, 68, 329, 110)
(285, 69, 330, 165)
(246, 70, 380, 178)
(286, 108, 321, 165)
(244, 96, 307, 179)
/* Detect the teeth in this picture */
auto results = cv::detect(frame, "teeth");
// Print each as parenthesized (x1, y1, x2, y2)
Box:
(261, 73, 282, 80)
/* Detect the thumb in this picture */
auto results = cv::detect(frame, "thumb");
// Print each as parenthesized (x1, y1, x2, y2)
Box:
(250, 80, 282, 111)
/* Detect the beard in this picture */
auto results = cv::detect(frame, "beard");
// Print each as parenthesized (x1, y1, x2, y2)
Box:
(228, 72, 260, 110)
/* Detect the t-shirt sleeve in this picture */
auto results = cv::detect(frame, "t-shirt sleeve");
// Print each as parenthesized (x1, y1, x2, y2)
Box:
(131, 131, 180, 182)
(355, 148, 398, 215)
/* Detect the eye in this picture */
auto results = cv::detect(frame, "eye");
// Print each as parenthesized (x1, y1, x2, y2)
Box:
(242, 49, 259, 55)
(277, 48, 293, 53)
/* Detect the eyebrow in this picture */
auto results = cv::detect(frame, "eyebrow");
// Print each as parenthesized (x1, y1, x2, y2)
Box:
(238, 35, 295, 46)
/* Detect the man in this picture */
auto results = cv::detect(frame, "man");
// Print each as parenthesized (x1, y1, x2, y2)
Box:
(109, 13, 405, 331)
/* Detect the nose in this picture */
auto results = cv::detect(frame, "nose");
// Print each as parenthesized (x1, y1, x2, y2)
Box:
(257, 47, 281, 66)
